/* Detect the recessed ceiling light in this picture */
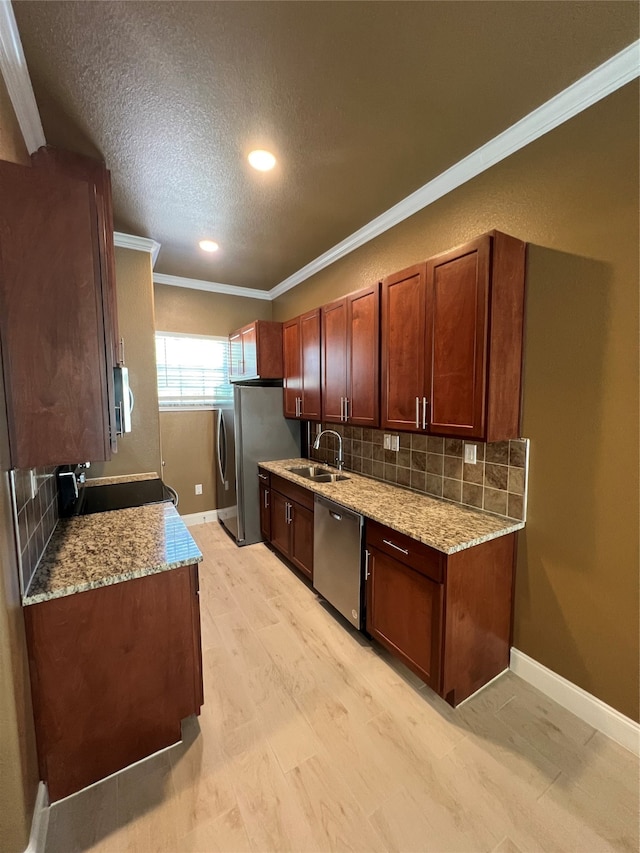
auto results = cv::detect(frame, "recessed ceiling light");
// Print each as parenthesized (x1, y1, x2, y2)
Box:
(248, 149, 276, 172)
(199, 240, 219, 253)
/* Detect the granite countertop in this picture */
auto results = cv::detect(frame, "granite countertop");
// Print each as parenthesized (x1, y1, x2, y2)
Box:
(85, 472, 159, 487)
(260, 458, 524, 555)
(24, 502, 202, 606)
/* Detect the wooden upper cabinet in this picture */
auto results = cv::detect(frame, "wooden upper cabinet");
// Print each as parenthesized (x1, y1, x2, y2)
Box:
(227, 320, 283, 382)
(321, 298, 348, 422)
(282, 318, 301, 418)
(283, 309, 321, 420)
(381, 232, 525, 441)
(322, 284, 380, 427)
(381, 264, 427, 431)
(348, 284, 380, 427)
(0, 156, 115, 468)
(426, 236, 490, 438)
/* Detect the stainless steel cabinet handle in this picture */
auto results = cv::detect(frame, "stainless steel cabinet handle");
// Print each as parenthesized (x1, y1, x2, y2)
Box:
(286, 502, 292, 524)
(422, 397, 428, 430)
(383, 538, 409, 556)
(364, 548, 371, 580)
(264, 490, 269, 509)
(258, 473, 268, 481)
(340, 396, 345, 421)
(288, 502, 293, 524)
(415, 396, 420, 429)
(345, 397, 350, 421)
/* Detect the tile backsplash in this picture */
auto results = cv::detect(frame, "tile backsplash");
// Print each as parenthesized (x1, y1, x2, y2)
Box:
(10, 466, 58, 595)
(309, 423, 529, 522)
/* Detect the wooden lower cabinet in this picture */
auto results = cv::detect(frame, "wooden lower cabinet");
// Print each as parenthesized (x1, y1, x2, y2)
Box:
(366, 545, 443, 691)
(24, 565, 203, 802)
(366, 520, 515, 706)
(267, 474, 314, 580)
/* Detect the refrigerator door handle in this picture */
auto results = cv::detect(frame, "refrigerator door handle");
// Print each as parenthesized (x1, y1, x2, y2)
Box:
(216, 409, 226, 482)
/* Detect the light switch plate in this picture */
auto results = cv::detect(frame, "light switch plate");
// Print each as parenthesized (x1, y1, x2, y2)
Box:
(464, 443, 477, 464)
(195, 484, 203, 495)
(29, 469, 38, 500)
(383, 434, 391, 450)
(391, 435, 400, 452)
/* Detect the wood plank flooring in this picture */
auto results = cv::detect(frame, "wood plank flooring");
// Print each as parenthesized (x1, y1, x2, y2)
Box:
(44, 521, 639, 853)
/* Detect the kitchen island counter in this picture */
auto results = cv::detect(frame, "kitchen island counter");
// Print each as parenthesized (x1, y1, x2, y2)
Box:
(259, 458, 524, 554)
(24, 501, 202, 605)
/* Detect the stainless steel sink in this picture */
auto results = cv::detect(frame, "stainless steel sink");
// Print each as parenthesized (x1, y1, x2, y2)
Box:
(310, 473, 350, 483)
(287, 465, 349, 483)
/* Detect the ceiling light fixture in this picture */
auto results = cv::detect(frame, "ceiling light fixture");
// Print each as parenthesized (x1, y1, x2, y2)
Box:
(199, 240, 219, 253)
(248, 149, 276, 172)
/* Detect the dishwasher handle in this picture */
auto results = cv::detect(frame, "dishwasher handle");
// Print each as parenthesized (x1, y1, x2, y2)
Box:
(329, 510, 342, 521)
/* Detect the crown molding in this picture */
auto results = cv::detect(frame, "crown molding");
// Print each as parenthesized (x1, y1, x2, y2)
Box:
(153, 272, 271, 301)
(0, 0, 46, 153)
(113, 232, 161, 267)
(269, 39, 640, 299)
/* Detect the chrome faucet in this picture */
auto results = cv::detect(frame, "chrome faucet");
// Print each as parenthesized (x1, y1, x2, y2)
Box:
(313, 429, 344, 471)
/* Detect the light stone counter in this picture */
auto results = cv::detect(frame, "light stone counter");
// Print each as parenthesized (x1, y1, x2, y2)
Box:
(260, 458, 524, 555)
(84, 471, 159, 487)
(24, 502, 202, 605)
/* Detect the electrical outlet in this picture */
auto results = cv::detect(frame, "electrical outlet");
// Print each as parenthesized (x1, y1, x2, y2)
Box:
(383, 434, 391, 450)
(195, 484, 203, 495)
(391, 435, 400, 452)
(464, 443, 477, 464)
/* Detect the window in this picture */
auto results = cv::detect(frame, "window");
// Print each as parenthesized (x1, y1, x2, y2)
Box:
(155, 332, 233, 409)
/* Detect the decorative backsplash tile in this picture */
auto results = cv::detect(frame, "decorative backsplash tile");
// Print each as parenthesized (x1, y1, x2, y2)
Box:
(10, 466, 58, 595)
(310, 424, 529, 522)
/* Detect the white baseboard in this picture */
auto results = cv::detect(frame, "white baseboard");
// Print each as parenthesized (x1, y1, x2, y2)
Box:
(24, 782, 49, 853)
(180, 509, 218, 527)
(510, 648, 640, 756)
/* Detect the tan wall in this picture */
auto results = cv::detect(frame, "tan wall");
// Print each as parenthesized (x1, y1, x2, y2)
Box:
(154, 284, 272, 336)
(90, 248, 162, 479)
(160, 411, 216, 515)
(273, 82, 640, 721)
(154, 285, 272, 512)
(0, 78, 39, 853)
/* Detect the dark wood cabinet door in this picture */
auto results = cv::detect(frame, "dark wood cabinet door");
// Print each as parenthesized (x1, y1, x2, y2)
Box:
(366, 545, 442, 690)
(240, 323, 257, 378)
(380, 264, 427, 432)
(347, 283, 380, 427)
(269, 489, 291, 556)
(290, 501, 314, 580)
(426, 236, 490, 438)
(283, 318, 301, 418)
(321, 297, 348, 423)
(228, 330, 243, 379)
(300, 308, 321, 420)
(259, 482, 271, 541)
(24, 565, 202, 801)
(0, 160, 111, 467)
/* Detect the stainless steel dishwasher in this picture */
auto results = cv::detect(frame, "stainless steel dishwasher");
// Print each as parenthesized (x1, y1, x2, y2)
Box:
(313, 495, 364, 629)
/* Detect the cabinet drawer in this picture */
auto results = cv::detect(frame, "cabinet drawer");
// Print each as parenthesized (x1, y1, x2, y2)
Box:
(270, 473, 314, 511)
(366, 520, 444, 583)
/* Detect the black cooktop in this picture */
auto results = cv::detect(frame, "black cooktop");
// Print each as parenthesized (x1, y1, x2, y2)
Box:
(62, 478, 173, 516)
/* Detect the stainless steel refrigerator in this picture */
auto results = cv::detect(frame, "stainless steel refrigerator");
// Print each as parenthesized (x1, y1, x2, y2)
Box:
(216, 384, 301, 546)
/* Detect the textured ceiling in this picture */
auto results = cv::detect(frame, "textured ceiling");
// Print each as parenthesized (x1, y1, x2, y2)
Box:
(12, 1, 639, 290)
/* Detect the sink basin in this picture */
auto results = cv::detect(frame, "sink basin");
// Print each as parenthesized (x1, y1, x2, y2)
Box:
(288, 465, 331, 477)
(310, 473, 350, 483)
(287, 465, 349, 483)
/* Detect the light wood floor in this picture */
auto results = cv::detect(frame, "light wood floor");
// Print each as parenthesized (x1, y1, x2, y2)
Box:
(45, 521, 639, 853)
